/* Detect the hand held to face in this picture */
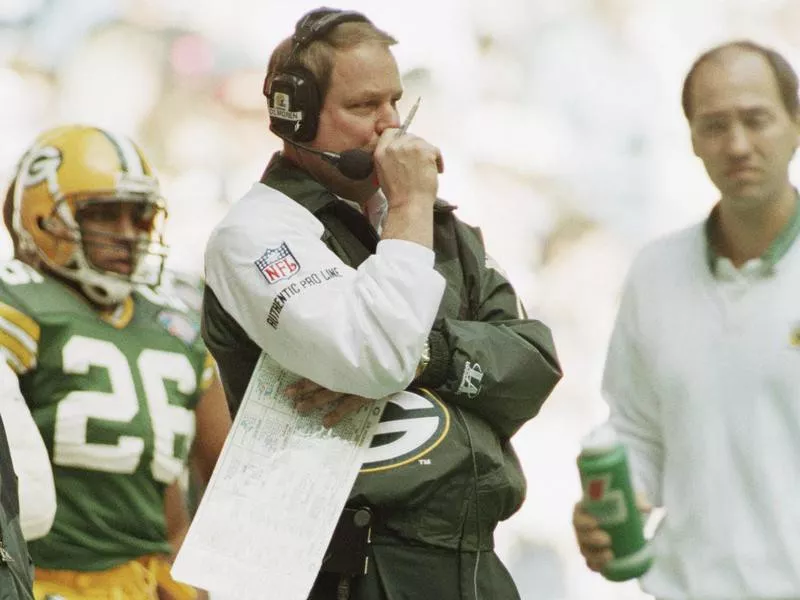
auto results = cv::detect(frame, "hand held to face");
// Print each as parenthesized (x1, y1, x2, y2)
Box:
(374, 128, 441, 212)
(374, 128, 441, 248)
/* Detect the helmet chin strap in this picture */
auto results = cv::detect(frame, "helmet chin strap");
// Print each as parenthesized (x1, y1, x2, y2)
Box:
(41, 243, 135, 307)
(45, 260, 132, 306)
(71, 251, 136, 306)
(80, 278, 132, 306)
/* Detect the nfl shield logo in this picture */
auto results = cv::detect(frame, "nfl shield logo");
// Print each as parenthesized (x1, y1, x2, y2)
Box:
(255, 242, 301, 284)
(274, 91, 291, 111)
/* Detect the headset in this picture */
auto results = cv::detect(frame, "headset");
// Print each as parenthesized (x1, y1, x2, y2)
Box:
(264, 8, 371, 143)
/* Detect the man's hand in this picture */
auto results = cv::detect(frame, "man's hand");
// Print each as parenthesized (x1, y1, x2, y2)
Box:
(573, 501, 614, 572)
(285, 379, 373, 428)
(573, 494, 652, 573)
(374, 128, 442, 211)
(375, 128, 441, 249)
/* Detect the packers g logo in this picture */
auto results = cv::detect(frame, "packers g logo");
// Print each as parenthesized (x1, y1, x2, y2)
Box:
(360, 388, 449, 473)
(23, 145, 62, 189)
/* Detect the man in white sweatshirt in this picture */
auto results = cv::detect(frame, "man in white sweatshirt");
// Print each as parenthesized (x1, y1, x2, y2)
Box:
(573, 40, 800, 599)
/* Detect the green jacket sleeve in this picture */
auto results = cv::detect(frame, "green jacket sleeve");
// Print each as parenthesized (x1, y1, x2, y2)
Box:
(416, 219, 562, 439)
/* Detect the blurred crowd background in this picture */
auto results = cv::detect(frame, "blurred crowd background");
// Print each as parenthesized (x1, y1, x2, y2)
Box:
(3, 0, 800, 598)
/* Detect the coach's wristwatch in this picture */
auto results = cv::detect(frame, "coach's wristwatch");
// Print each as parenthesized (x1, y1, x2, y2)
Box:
(415, 340, 431, 380)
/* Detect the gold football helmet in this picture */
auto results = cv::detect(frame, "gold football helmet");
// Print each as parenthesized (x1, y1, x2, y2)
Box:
(9, 125, 168, 305)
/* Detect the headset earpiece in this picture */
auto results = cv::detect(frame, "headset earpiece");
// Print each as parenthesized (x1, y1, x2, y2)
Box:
(265, 8, 370, 143)
(266, 65, 321, 143)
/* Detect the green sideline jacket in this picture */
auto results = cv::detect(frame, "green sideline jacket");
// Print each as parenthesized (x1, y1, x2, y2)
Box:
(203, 154, 562, 598)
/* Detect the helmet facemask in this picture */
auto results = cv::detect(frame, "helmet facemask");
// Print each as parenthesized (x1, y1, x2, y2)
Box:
(73, 195, 168, 305)
(11, 129, 170, 306)
(30, 192, 169, 306)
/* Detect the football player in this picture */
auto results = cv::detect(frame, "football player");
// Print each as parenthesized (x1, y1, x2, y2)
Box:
(1, 125, 231, 600)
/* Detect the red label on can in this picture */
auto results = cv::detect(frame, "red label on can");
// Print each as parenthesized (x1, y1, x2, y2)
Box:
(587, 477, 606, 500)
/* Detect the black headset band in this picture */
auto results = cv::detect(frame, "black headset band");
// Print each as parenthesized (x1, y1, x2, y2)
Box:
(287, 8, 370, 64)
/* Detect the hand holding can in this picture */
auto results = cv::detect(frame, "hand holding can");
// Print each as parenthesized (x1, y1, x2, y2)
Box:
(576, 424, 653, 582)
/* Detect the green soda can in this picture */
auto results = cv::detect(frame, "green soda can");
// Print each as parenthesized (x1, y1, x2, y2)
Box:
(577, 424, 653, 582)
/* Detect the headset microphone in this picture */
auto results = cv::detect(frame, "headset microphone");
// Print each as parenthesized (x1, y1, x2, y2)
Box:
(332, 148, 374, 181)
(279, 135, 374, 180)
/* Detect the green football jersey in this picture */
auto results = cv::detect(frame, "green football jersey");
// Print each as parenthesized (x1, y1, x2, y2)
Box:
(0, 259, 214, 571)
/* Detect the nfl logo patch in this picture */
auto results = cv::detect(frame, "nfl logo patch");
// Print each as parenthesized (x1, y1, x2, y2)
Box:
(255, 242, 300, 284)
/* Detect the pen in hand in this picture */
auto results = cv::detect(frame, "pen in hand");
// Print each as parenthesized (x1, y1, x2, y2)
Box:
(397, 96, 443, 174)
(398, 97, 421, 136)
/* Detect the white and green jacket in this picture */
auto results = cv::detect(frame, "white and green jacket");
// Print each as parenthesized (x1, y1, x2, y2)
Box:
(202, 154, 562, 600)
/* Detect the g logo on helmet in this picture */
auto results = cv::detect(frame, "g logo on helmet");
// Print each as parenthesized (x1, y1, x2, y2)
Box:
(360, 388, 450, 473)
(23, 145, 61, 190)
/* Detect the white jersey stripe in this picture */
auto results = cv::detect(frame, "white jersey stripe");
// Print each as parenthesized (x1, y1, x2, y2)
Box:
(0, 315, 38, 355)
